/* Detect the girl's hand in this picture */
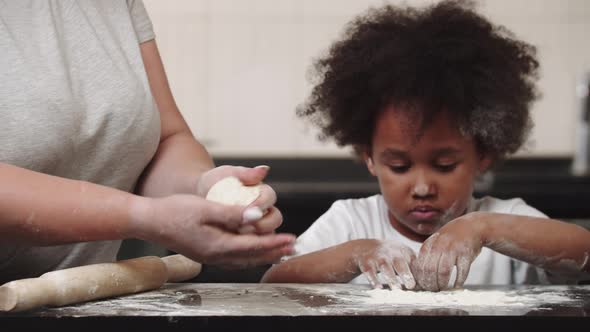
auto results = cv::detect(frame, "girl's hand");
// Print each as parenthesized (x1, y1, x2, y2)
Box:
(353, 239, 417, 290)
(412, 213, 485, 291)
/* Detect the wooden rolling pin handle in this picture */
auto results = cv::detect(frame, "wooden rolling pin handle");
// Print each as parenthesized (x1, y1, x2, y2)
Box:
(0, 255, 202, 313)
(0, 277, 54, 313)
(162, 254, 202, 282)
(0, 256, 168, 312)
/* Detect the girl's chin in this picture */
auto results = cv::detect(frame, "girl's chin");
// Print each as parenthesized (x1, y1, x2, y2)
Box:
(415, 222, 441, 235)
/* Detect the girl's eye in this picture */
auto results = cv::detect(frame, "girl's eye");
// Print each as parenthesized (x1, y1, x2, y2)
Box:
(435, 163, 457, 172)
(389, 165, 410, 173)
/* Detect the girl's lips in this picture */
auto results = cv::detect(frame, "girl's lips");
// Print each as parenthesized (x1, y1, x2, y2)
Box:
(408, 207, 441, 220)
(409, 210, 440, 220)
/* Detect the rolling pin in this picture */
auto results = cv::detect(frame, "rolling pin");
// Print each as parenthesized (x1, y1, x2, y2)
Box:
(0, 254, 201, 312)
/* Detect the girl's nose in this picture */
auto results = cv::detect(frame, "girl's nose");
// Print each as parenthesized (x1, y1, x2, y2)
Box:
(412, 172, 435, 198)
(413, 183, 430, 196)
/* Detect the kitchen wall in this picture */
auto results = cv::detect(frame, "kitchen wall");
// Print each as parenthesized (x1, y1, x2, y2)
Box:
(142, 0, 590, 158)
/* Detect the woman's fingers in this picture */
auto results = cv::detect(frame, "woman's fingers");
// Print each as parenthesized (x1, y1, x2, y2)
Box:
(233, 165, 270, 186)
(249, 183, 277, 212)
(214, 243, 295, 269)
(206, 232, 295, 266)
(201, 199, 253, 230)
(239, 206, 283, 234)
(197, 165, 269, 197)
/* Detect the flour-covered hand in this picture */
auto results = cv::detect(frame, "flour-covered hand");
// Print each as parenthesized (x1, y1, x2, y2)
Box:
(353, 240, 417, 290)
(412, 214, 485, 291)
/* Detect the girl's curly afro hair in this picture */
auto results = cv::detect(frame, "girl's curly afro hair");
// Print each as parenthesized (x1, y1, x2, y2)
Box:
(297, 0, 540, 159)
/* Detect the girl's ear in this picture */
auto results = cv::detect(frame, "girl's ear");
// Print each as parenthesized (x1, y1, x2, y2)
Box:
(478, 153, 494, 174)
(363, 150, 377, 176)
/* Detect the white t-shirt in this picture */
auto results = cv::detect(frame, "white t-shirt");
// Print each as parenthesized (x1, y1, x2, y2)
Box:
(291, 195, 549, 286)
(0, 0, 160, 283)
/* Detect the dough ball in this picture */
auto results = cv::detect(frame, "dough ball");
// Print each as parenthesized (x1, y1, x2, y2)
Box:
(205, 176, 262, 206)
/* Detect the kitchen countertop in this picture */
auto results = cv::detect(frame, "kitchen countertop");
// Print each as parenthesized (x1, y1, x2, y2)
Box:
(3, 283, 589, 331)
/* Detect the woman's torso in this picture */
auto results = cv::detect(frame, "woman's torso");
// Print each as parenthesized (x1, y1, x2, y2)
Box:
(0, 0, 160, 282)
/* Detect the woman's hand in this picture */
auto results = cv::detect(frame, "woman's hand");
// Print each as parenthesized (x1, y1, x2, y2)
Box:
(196, 165, 282, 235)
(411, 213, 486, 291)
(129, 194, 295, 269)
(352, 239, 417, 290)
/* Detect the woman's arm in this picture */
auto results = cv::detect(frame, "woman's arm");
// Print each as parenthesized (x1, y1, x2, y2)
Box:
(0, 41, 294, 267)
(0, 161, 293, 266)
(126, 39, 295, 266)
(0, 162, 139, 245)
(134, 40, 213, 198)
(0, 40, 233, 247)
(135, 40, 282, 235)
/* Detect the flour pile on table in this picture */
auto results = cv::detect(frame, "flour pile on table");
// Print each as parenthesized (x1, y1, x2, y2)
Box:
(358, 288, 572, 307)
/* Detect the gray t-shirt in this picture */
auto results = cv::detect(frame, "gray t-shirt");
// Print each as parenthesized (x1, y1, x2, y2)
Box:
(0, 0, 161, 283)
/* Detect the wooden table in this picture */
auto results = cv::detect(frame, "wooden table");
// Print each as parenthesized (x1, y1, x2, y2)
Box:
(2, 283, 589, 331)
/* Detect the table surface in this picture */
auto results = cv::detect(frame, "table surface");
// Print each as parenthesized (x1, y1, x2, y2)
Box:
(3, 283, 589, 330)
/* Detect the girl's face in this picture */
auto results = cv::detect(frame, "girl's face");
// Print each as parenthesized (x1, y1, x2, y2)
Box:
(364, 105, 491, 242)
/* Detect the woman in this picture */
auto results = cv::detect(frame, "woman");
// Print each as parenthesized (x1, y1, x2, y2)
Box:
(0, 0, 294, 284)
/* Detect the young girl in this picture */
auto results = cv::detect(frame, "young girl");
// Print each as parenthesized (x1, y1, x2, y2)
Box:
(261, 0, 590, 291)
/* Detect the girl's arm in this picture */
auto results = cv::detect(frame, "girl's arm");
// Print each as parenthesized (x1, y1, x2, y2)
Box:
(262, 239, 417, 289)
(413, 212, 590, 291)
(261, 240, 369, 283)
(478, 212, 590, 276)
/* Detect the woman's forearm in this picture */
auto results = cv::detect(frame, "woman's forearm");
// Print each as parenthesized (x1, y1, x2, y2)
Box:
(0, 162, 145, 246)
(135, 131, 214, 198)
(136, 40, 215, 198)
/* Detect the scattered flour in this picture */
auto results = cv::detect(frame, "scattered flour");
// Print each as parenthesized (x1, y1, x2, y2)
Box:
(359, 288, 572, 307)
(29, 284, 581, 317)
